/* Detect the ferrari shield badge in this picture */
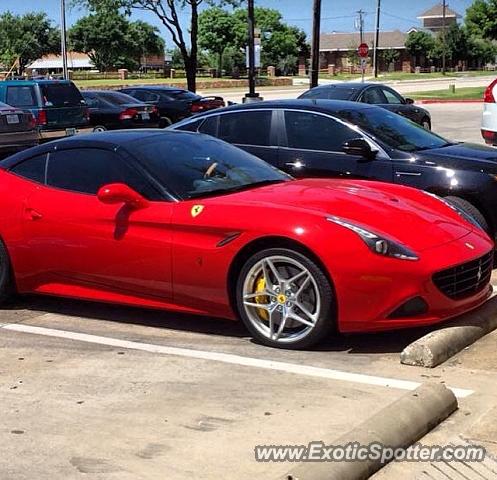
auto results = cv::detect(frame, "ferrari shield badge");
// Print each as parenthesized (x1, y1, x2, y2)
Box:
(191, 205, 204, 218)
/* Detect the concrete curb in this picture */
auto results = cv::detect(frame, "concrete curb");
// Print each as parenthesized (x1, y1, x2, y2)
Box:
(282, 383, 457, 480)
(401, 295, 497, 368)
(416, 99, 483, 104)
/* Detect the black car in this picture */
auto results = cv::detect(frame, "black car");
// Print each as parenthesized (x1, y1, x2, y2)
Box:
(172, 99, 497, 239)
(0, 101, 39, 158)
(119, 86, 224, 127)
(81, 90, 159, 132)
(299, 83, 432, 129)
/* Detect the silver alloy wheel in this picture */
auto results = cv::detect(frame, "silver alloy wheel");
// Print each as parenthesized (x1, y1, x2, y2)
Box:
(242, 255, 321, 344)
(422, 121, 430, 130)
(93, 126, 107, 132)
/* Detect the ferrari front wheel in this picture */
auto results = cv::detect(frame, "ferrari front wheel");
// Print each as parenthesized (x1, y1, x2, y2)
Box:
(236, 248, 335, 349)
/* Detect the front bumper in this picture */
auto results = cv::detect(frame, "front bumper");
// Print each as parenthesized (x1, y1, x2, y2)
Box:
(331, 230, 495, 333)
(39, 127, 94, 140)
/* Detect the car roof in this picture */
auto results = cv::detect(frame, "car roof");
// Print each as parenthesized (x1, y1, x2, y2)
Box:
(189, 99, 379, 118)
(0, 130, 196, 169)
(310, 82, 390, 90)
(0, 79, 74, 86)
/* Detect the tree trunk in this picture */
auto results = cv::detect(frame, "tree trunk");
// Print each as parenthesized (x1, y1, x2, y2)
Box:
(184, 57, 196, 93)
(217, 51, 223, 78)
(188, 1, 199, 92)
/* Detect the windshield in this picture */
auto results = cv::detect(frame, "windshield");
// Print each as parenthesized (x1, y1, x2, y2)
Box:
(301, 87, 357, 100)
(338, 108, 450, 152)
(164, 90, 200, 101)
(130, 133, 290, 199)
(41, 83, 84, 107)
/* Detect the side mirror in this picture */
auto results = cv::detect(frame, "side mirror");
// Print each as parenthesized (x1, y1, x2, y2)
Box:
(404, 97, 415, 104)
(342, 138, 376, 160)
(97, 183, 149, 210)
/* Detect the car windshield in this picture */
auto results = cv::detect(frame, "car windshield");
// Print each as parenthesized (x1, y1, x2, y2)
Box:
(338, 108, 450, 152)
(97, 92, 143, 105)
(301, 87, 356, 100)
(129, 133, 290, 200)
(164, 90, 200, 101)
(41, 83, 84, 107)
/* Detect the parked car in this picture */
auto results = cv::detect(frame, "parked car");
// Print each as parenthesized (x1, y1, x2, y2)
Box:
(81, 90, 160, 131)
(172, 100, 497, 240)
(299, 83, 432, 129)
(482, 78, 497, 146)
(0, 79, 92, 141)
(0, 101, 38, 159)
(119, 86, 224, 127)
(0, 130, 492, 348)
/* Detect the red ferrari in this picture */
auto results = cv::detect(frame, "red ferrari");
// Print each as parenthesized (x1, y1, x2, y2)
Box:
(0, 130, 493, 348)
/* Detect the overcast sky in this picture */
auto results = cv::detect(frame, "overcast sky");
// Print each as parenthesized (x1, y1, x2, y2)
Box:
(2, 0, 474, 46)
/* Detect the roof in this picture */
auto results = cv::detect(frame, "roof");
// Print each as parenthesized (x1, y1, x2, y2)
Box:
(320, 30, 409, 51)
(28, 52, 94, 70)
(120, 86, 186, 92)
(418, 3, 461, 18)
(0, 79, 73, 86)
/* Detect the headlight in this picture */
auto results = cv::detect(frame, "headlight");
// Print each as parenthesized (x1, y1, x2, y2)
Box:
(327, 216, 419, 261)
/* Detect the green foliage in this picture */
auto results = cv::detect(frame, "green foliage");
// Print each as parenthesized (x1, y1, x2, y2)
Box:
(69, 11, 163, 72)
(0, 11, 60, 73)
(380, 48, 399, 70)
(405, 31, 436, 58)
(466, 0, 497, 40)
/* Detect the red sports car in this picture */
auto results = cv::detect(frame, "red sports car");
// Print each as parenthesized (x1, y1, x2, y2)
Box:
(0, 130, 493, 348)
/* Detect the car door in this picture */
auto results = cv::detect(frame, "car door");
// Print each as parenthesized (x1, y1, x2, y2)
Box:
(278, 109, 393, 181)
(198, 110, 279, 164)
(18, 147, 174, 300)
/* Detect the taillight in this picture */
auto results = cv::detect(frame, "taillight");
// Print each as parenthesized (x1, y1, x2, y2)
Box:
(119, 108, 138, 120)
(27, 113, 36, 129)
(482, 129, 497, 144)
(151, 106, 158, 115)
(84, 106, 90, 122)
(483, 79, 497, 103)
(36, 109, 47, 126)
(190, 103, 204, 113)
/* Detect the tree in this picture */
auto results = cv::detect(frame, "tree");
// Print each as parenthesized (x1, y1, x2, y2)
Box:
(74, 0, 240, 93)
(466, 0, 497, 40)
(405, 30, 435, 67)
(380, 49, 399, 72)
(69, 10, 163, 71)
(0, 11, 60, 74)
(198, 7, 236, 77)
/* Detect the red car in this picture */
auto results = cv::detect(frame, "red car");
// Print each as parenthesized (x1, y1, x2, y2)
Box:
(0, 130, 493, 348)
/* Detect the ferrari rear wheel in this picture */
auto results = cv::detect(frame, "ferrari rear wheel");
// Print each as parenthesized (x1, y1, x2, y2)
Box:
(0, 241, 14, 304)
(236, 248, 335, 349)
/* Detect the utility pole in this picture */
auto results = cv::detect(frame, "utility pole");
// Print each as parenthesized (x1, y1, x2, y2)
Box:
(60, 0, 69, 80)
(356, 9, 365, 82)
(310, 0, 322, 88)
(441, 0, 447, 75)
(373, 0, 381, 78)
(244, 0, 260, 102)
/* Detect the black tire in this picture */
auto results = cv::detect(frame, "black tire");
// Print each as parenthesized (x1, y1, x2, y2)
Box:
(159, 117, 173, 128)
(0, 241, 14, 304)
(445, 196, 490, 233)
(93, 125, 107, 132)
(421, 117, 431, 130)
(235, 248, 335, 349)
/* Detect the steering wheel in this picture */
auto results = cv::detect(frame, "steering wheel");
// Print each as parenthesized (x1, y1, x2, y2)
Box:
(204, 162, 219, 179)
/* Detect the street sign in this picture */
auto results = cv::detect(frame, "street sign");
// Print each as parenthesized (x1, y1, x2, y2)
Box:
(358, 43, 369, 58)
(360, 58, 368, 69)
(246, 44, 261, 68)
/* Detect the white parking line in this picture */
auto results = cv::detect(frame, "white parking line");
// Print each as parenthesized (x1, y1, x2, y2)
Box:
(1, 322, 474, 398)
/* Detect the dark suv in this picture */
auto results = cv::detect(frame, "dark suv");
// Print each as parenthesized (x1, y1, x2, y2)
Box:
(0, 80, 92, 141)
(119, 86, 224, 127)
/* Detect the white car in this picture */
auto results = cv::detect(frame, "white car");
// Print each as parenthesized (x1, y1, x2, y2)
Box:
(482, 78, 497, 146)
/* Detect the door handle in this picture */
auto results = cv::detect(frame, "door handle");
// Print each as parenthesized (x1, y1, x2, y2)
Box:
(396, 171, 422, 177)
(25, 208, 43, 221)
(285, 161, 306, 169)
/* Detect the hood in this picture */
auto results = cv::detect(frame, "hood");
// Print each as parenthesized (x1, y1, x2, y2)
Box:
(418, 143, 497, 173)
(224, 178, 472, 252)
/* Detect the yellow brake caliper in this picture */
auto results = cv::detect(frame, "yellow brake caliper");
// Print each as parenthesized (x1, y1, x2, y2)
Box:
(254, 276, 269, 321)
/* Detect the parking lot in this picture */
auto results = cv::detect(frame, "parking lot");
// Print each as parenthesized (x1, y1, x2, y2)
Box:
(2, 90, 497, 480)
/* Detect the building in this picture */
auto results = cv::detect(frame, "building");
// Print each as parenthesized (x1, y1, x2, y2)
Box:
(27, 52, 95, 74)
(319, 29, 415, 74)
(417, 3, 461, 33)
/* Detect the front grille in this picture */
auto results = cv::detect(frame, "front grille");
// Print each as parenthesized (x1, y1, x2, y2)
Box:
(433, 251, 493, 300)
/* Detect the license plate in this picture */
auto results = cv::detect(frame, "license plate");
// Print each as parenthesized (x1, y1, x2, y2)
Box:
(141, 113, 150, 120)
(66, 128, 76, 136)
(6, 114, 19, 124)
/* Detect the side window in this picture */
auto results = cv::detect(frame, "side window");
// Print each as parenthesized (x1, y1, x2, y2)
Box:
(284, 111, 357, 152)
(216, 111, 272, 146)
(361, 87, 387, 104)
(198, 116, 219, 136)
(6, 86, 36, 108)
(175, 119, 203, 132)
(381, 88, 404, 105)
(46, 148, 158, 198)
(10, 154, 47, 184)
(84, 96, 98, 108)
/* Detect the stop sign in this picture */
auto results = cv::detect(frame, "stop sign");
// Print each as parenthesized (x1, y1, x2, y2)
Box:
(358, 43, 369, 58)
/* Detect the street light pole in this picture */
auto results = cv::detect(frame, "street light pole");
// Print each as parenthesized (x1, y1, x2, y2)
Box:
(442, 0, 447, 75)
(244, 0, 260, 102)
(60, 0, 69, 80)
(310, 0, 322, 89)
(373, 0, 381, 78)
